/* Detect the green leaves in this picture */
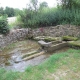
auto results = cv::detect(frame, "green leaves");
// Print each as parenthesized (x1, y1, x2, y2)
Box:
(19, 4, 80, 28)
(0, 17, 9, 35)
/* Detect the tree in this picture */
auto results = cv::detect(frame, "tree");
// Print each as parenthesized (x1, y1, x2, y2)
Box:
(58, 0, 80, 9)
(39, 1, 48, 10)
(0, 7, 5, 16)
(30, 0, 38, 11)
(14, 8, 22, 16)
(5, 7, 15, 17)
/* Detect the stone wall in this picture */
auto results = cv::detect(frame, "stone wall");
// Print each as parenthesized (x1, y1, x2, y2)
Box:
(33, 25, 80, 37)
(0, 25, 80, 49)
(0, 28, 29, 49)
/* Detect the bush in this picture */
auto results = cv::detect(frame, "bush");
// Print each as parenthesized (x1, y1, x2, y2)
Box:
(0, 17, 9, 35)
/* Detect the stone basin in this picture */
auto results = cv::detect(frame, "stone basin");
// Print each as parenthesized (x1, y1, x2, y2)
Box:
(0, 40, 69, 72)
(38, 40, 68, 52)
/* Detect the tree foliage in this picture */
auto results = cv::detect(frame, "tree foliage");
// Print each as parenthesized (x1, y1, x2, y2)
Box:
(58, 0, 80, 9)
(30, 0, 38, 11)
(39, 1, 48, 11)
(0, 6, 22, 17)
(17, 0, 80, 28)
(5, 7, 15, 17)
(0, 7, 5, 16)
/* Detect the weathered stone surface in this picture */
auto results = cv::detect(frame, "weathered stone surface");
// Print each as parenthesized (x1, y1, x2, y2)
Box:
(34, 36, 62, 42)
(41, 41, 68, 52)
(34, 36, 46, 41)
(68, 40, 80, 49)
(21, 50, 38, 58)
(0, 28, 29, 48)
(11, 55, 22, 63)
(23, 51, 44, 61)
(33, 25, 80, 37)
(1, 25, 80, 49)
(38, 40, 52, 47)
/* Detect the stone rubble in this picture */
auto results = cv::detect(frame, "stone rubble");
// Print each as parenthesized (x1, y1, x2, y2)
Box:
(33, 25, 80, 37)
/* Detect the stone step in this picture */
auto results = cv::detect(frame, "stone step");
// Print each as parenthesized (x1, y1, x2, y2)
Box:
(22, 51, 44, 61)
(21, 50, 38, 59)
(68, 40, 80, 49)
(38, 40, 52, 47)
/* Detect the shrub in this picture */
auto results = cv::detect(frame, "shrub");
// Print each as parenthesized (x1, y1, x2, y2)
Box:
(0, 17, 10, 35)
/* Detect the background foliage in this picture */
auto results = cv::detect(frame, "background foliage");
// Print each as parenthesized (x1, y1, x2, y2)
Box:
(17, 0, 80, 28)
(0, 0, 80, 34)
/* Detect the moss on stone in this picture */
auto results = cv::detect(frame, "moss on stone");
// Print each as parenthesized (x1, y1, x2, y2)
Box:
(68, 40, 80, 48)
(62, 36, 78, 41)
(34, 36, 62, 42)
(34, 36, 45, 41)
(44, 37, 56, 42)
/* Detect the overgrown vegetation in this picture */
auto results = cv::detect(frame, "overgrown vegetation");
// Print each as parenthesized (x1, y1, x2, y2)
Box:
(0, 49, 80, 80)
(0, 0, 80, 32)
(16, 0, 80, 28)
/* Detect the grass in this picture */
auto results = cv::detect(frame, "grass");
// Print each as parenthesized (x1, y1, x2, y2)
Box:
(0, 68, 19, 80)
(0, 49, 80, 80)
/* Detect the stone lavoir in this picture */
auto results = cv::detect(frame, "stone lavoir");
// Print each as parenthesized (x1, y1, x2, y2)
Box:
(0, 25, 80, 49)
